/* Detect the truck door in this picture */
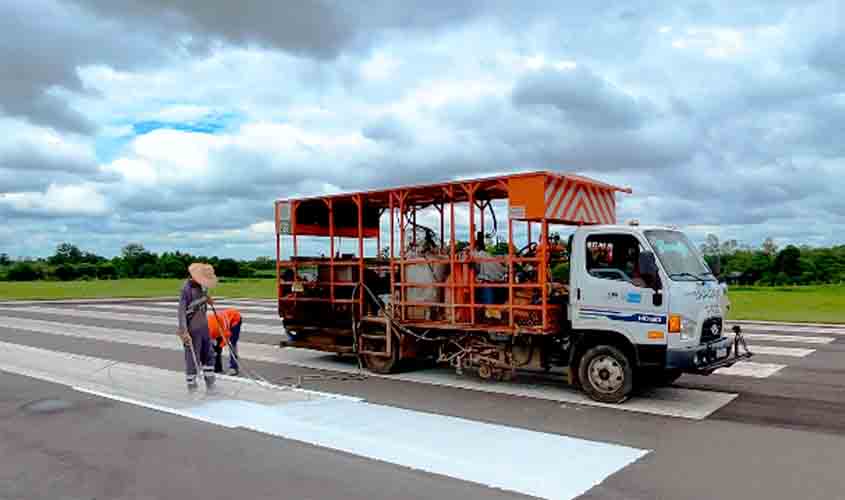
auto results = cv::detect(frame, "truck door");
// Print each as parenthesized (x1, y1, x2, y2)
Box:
(570, 230, 668, 345)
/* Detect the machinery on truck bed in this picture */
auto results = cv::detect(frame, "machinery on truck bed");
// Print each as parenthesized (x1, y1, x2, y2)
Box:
(274, 171, 752, 403)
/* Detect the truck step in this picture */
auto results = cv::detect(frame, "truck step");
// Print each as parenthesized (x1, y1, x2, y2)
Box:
(358, 350, 389, 356)
(360, 334, 387, 341)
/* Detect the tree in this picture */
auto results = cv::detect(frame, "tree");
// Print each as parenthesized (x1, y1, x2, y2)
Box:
(53, 263, 78, 281)
(49, 243, 83, 266)
(97, 263, 118, 280)
(7, 263, 42, 281)
(720, 239, 738, 255)
(252, 256, 275, 270)
(138, 262, 161, 278)
(159, 253, 188, 278)
(700, 234, 721, 256)
(775, 245, 802, 279)
(0, 253, 10, 266)
(76, 263, 98, 280)
(238, 264, 256, 278)
(121, 243, 158, 278)
(762, 237, 778, 256)
(80, 251, 105, 265)
(216, 258, 240, 277)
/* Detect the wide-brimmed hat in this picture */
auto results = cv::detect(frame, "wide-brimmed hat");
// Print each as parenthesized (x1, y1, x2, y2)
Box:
(188, 263, 218, 288)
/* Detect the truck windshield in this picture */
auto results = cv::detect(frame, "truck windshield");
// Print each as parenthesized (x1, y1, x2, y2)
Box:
(644, 230, 715, 281)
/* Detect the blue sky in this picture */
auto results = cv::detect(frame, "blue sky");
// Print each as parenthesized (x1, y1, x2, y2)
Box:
(1, 0, 843, 259)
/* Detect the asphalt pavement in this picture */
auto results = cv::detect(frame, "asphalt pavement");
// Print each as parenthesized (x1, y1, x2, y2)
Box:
(1, 298, 844, 500)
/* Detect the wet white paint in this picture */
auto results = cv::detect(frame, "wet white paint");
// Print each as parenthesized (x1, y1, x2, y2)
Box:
(187, 398, 648, 500)
(0, 315, 740, 419)
(748, 346, 815, 357)
(0, 339, 647, 500)
(714, 361, 786, 378)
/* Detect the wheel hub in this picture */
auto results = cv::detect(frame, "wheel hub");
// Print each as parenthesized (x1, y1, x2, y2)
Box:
(588, 355, 625, 394)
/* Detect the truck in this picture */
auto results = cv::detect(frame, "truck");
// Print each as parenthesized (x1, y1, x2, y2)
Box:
(274, 171, 752, 403)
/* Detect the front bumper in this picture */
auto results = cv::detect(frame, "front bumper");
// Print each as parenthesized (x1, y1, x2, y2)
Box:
(666, 326, 753, 374)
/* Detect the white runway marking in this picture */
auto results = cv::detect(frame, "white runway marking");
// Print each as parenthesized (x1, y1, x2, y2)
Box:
(734, 324, 845, 335)
(748, 345, 815, 357)
(731, 319, 845, 329)
(0, 340, 647, 500)
(84, 303, 282, 321)
(151, 301, 278, 313)
(714, 361, 786, 378)
(743, 333, 835, 344)
(0, 315, 738, 419)
(0, 306, 284, 335)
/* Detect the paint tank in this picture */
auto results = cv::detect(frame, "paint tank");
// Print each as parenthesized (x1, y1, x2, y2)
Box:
(405, 253, 449, 321)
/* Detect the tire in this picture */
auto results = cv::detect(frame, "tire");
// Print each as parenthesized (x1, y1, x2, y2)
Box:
(578, 345, 634, 404)
(361, 334, 401, 374)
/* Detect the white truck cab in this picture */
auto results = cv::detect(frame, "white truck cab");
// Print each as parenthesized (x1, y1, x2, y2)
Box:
(566, 224, 750, 402)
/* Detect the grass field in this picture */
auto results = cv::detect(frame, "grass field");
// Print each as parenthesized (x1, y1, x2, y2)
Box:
(729, 285, 845, 324)
(1, 279, 842, 323)
(0, 279, 276, 300)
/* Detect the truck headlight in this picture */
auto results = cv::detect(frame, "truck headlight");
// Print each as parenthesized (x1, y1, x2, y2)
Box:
(680, 317, 698, 341)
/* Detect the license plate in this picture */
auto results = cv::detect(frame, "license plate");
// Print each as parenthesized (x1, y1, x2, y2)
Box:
(716, 347, 728, 358)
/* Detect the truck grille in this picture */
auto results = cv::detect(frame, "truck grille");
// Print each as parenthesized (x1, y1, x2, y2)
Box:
(700, 318, 723, 343)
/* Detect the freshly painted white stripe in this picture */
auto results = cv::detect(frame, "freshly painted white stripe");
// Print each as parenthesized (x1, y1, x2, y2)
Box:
(0, 340, 316, 410)
(0, 315, 738, 419)
(0, 340, 648, 500)
(749, 345, 815, 357)
(191, 398, 648, 500)
(0, 306, 284, 335)
(714, 361, 786, 378)
(743, 332, 835, 344)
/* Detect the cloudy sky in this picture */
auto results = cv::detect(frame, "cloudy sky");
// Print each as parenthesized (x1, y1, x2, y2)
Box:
(1, 0, 843, 259)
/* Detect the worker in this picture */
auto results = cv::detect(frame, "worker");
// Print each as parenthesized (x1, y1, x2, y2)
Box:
(177, 263, 218, 391)
(472, 233, 507, 305)
(208, 308, 243, 376)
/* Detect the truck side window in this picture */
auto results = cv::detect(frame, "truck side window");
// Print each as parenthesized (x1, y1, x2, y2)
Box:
(585, 234, 645, 286)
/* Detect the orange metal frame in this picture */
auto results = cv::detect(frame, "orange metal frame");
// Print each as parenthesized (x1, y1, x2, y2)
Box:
(275, 171, 629, 335)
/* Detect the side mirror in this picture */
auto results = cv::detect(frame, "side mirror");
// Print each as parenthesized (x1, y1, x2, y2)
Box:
(638, 251, 661, 290)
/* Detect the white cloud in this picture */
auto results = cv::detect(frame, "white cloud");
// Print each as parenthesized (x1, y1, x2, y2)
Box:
(0, 183, 108, 216)
(2, 1, 845, 259)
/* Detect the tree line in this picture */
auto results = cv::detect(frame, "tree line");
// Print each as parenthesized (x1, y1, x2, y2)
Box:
(0, 243, 276, 281)
(2, 235, 845, 286)
(700, 235, 845, 286)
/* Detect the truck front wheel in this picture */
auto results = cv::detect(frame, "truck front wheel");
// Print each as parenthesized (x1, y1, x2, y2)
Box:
(578, 345, 634, 404)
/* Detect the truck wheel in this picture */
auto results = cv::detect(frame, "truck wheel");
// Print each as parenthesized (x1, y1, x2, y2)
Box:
(578, 345, 633, 404)
(361, 337, 401, 374)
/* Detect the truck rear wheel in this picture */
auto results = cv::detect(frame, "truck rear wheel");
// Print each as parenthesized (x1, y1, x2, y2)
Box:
(361, 336, 401, 374)
(578, 345, 633, 404)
